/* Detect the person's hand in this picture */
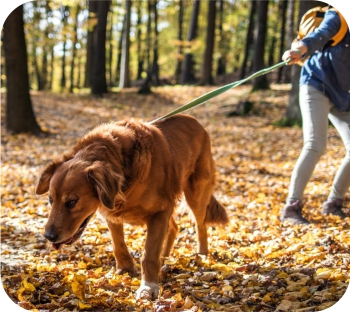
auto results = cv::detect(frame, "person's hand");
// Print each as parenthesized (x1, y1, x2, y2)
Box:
(282, 42, 308, 65)
(282, 49, 303, 64)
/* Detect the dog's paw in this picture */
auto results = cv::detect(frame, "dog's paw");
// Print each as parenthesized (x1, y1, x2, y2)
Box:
(135, 281, 159, 300)
(116, 267, 137, 277)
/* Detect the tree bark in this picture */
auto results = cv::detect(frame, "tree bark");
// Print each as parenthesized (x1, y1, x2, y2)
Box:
(119, 0, 132, 89)
(92, 0, 110, 96)
(174, 0, 184, 83)
(252, 0, 269, 91)
(69, 4, 81, 93)
(240, 0, 257, 79)
(84, 0, 98, 88)
(3, 5, 43, 135)
(180, 0, 200, 84)
(200, 0, 217, 85)
(216, 0, 226, 76)
(277, 0, 288, 83)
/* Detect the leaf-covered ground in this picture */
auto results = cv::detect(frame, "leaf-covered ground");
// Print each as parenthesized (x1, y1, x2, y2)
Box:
(1, 85, 349, 311)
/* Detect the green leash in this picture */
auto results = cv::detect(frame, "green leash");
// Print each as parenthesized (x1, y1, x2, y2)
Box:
(150, 60, 289, 124)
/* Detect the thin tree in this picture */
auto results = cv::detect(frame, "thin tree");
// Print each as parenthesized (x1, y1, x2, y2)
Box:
(3, 5, 43, 135)
(151, 0, 160, 86)
(138, 0, 160, 94)
(200, 0, 217, 85)
(174, 0, 184, 83)
(252, 0, 269, 91)
(277, 0, 288, 83)
(60, 5, 69, 91)
(84, 0, 98, 88)
(92, 0, 110, 96)
(284, 0, 296, 83)
(119, 0, 132, 89)
(216, 0, 226, 76)
(69, 3, 81, 93)
(240, 0, 257, 79)
(180, 0, 200, 84)
(136, 0, 144, 80)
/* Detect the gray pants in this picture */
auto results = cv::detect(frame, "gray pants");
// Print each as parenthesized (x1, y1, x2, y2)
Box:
(287, 84, 350, 204)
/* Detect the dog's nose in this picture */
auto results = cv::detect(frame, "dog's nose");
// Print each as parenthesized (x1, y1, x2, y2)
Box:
(44, 229, 59, 242)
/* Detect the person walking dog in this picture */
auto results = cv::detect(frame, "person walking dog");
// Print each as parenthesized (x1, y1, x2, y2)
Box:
(281, 8, 350, 224)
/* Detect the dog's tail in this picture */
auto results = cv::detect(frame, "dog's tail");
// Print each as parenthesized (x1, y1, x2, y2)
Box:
(205, 195, 229, 225)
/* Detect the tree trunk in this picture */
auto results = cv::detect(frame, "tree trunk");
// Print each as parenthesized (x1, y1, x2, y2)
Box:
(49, 46, 54, 90)
(40, 1, 52, 90)
(84, 0, 98, 88)
(151, 0, 160, 86)
(119, 0, 132, 89)
(200, 0, 217, 85)
(3, 5, 43, 135)
(108, 10, 114, 86)
(60, 6, 69, 91)
(136, 1, 144, 80)
(180, 0, 200, 84)
(92, 0, 110, 96)
(216, 0, 226, 76)
(268, 36, 276, 67)
(69, 4, 81, 93)
(174, 0, 184, 83)
(115, 20, 123, 84)
(277, 0, 288, 83)
(252, 0, 269, 91)
(240, 0, 257, 79)
(284, 0, 296, 83)
(138, 0, 160, 94)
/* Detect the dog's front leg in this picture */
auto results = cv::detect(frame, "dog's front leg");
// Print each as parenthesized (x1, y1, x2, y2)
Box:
(136, 211, 170, 300)
(107, 221, 136, 276)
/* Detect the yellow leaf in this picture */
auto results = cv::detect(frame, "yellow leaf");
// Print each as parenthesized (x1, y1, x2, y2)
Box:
(78, 261, 87, 269)
(171, 292, 182, 301)
(78, 301, 92, 310)
(277, 271, 288, 279)
(301, 232, 316, 244)
(17, 287, 26, 301)
(22, 278, 36, 292)
(71, 274, 86, 301)
(262, 293, 272, 302)
(94, 267, 103, 274)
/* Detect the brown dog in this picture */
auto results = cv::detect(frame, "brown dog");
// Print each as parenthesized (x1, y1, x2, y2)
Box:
(36, 114, 228, 299)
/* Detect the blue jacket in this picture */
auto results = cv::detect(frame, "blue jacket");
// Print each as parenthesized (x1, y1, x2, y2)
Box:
(300, 9, 350, 112)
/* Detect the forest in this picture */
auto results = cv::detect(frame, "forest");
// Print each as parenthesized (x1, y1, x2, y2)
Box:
(2, 0, 329, 135)
(1, 0, 350, 311)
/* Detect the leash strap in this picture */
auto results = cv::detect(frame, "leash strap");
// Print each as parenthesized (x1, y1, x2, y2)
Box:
(150, 60, 289, 124)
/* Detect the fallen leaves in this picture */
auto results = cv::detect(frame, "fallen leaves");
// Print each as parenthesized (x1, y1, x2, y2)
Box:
(1, 86, 350, 311)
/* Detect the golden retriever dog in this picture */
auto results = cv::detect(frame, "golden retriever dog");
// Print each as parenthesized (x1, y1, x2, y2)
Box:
(36, 114, 228, 299)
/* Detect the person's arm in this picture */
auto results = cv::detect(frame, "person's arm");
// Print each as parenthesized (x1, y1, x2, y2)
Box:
(282, 10, 341, 64)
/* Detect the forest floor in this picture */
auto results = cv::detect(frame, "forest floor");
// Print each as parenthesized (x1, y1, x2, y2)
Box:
(1, 85, 350, 311)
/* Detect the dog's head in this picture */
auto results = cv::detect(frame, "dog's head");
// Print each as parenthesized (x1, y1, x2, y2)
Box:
(36, 157, 124, 250)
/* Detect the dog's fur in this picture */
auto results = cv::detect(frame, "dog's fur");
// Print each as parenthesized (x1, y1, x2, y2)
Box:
(36, 114, 228, 299)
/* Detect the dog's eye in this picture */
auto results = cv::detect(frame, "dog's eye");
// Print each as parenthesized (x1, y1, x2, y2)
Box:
(49, 197, 53, 205)
(65, 200, 77, 209)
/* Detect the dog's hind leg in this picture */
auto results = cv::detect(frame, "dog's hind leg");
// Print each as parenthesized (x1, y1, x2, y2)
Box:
(184, 168, 214, 255)
(107, 221, 136, 276)
(161, 215, 178, 258)
(184, 148, 228, 255)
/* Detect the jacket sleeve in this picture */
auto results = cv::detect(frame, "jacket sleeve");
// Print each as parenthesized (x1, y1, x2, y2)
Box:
(300, 10, 341, 57)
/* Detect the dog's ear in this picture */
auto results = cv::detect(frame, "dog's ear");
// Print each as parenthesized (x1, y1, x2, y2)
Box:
(36, 154, 72, 195)
(87, 161, 123, 209)
(36, 162, 60, 195)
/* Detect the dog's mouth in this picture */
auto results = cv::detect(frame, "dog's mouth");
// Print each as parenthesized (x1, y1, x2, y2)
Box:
(52, 214, 94, 250)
